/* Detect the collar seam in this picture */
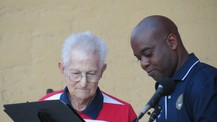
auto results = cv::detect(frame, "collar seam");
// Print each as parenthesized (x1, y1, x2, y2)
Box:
(181, 60, 200, 81)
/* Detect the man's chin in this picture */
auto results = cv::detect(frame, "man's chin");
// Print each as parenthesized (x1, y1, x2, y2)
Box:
(151, 75, 161, 82)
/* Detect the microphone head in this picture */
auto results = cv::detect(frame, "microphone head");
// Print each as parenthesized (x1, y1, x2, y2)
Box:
(155, 78, 176, 96)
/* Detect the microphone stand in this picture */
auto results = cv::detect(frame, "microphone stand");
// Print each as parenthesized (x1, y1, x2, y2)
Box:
(148, 105, 162, 122)
(135, 105, 161, 122)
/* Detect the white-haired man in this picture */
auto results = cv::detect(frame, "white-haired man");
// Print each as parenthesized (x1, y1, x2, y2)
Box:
(39, 31, 137, 122)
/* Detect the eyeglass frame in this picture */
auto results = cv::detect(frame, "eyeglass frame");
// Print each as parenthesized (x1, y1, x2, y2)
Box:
(64, 71, 101, 83)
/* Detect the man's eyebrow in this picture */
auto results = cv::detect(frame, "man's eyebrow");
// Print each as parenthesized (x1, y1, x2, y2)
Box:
(68, 70, 80, 72)
(140, 47, 152, 53)
(87, 71, 97, 73)
(134, 47, 152, 58)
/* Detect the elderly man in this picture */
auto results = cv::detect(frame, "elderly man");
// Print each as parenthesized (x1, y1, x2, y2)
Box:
(130, 15, 217, 121)
(40, 31, 137, 122)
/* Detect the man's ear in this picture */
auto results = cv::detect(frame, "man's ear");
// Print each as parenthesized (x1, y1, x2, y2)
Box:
(166, 34, 178, 50)
(58, 61, 65, 75)
(100, 64, 107, 76)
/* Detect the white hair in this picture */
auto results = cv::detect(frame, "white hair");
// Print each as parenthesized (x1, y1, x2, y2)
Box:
(61, 31, 107, 69)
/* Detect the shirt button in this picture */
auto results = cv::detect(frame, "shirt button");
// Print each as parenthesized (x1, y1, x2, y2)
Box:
(168, 95, 171, 99)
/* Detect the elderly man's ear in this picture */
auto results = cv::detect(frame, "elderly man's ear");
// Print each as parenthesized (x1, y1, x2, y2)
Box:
(58, 61, 64, 75)
(100, 64, 107, 76)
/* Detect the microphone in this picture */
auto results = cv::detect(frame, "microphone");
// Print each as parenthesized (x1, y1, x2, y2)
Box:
(137, 78, 176, 120)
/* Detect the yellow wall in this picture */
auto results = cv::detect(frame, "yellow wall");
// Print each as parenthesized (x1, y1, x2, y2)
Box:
(1, 0, 217, 121)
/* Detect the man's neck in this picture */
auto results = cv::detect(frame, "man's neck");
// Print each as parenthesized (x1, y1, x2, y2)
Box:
(68, 93, 96, 111)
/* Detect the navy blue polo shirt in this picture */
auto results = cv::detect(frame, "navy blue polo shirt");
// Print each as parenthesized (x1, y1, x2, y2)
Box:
(157, 53, 217, 122)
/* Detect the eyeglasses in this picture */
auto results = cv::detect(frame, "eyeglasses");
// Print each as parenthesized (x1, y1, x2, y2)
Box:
(65, 71, 101, 83)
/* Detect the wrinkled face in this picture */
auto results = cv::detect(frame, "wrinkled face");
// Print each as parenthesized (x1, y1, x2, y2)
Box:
(131, 32, 177, 81)
(63, 50, 104, 101)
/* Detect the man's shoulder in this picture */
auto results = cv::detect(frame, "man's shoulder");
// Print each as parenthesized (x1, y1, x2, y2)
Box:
(184, 62, 217, 100)
(101, 91, 132, 106)
(196, 62, 217, 73)
(190, 62, 217, 83)
(38, 89, 133, 107)
(100, 91, 137, 121)
(39, 90, 64, 101)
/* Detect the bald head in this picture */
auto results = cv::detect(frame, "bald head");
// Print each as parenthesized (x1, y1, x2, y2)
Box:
(131, 15, 180, 42)
(130, 15, 188, 80)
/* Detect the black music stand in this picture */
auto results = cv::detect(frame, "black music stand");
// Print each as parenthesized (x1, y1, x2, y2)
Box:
(3, 100, 85, 122)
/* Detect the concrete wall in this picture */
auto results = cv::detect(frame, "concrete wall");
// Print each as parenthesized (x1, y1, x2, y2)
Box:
(1, 0, 217, 121)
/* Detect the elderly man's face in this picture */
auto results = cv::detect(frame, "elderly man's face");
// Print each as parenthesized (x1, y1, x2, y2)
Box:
(64, 50, 103, 101)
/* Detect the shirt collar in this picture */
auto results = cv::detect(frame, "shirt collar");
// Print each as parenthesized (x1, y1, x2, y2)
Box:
(172, 53, 200, 82)
(60, 87, 103, 119)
